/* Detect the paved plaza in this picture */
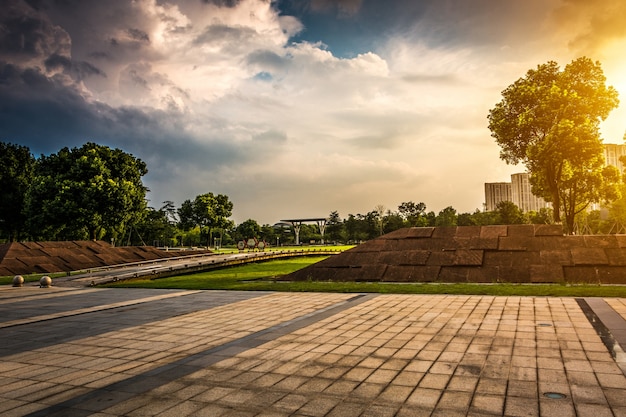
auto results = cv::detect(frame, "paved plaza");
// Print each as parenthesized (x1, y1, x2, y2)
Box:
(1, 286, 626, 416)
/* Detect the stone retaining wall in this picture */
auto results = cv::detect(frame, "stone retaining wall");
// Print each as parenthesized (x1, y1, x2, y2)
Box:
(0, 241, 211, 276)
(284, 225, 626, 284)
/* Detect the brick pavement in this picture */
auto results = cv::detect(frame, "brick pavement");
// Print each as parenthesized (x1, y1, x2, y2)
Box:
(0, 287, 625, 416)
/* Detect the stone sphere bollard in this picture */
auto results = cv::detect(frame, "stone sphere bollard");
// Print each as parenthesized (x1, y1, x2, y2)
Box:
(12, 275, 24, 287)
(39, 276, 52, 288)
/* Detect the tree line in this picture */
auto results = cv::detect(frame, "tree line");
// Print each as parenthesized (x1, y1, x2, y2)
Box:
(2, 139, 626, 247)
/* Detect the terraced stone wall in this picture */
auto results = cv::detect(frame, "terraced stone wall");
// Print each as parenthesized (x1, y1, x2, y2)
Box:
(285, 225, 626, 284)
(0, 241, 211, 276)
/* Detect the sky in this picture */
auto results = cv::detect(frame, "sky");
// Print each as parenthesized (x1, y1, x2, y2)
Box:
(2, 0, 626, 225)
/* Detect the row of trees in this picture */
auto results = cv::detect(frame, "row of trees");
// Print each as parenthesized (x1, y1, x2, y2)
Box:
(2, 138, 626, 246)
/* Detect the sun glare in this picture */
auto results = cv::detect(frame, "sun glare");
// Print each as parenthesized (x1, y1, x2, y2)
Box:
(599, 41, 626, 143)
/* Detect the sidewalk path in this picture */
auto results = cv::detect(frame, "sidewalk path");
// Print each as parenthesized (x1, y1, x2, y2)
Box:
(0, 287, 625, 416)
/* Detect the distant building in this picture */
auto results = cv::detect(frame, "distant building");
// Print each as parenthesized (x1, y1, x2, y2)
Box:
(484, 182, 512, 211)
(484, 173, 549, 213)
(603, 143, 626, 174)
(511, 173, 549, 212)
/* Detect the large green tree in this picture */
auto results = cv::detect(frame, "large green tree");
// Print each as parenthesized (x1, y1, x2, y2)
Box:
(0, 142, 35, 241)
(177, 192, 234, 246)
(488, 57, 620, 233)
(25, 142, 148, 240)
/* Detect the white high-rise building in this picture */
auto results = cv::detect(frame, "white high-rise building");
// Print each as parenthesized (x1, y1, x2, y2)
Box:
(484, 173, 549, 212)
(603, 143, 626, 174)
(511, 173, 549, 212)
(484, 182, 512, 211)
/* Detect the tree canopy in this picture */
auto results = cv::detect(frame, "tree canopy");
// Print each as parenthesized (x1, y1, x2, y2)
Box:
(488, 57, 620, 233)
(25, 142, 148, 240)
(0, 142, 35, 241)
(177, 192, 234, 246)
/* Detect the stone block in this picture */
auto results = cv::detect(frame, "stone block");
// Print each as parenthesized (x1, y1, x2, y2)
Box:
(616, 235, 626, 248)
(563, 267, 600, 284)
(468, 237, 499, 250)
(406, 227, 435, 238)
(524, 236, 572, 251)
(453, 250, 484, 266)
(439, 267, 471, 282)
(594, 267, 626, 284)
(498, 236, 531, 251)
(379, 250, 431, 266)
(497, 266, 530, 283)
(382, 265, 440, 282)
(381, 228, 411, 239)
(453, 237, 472, 249)
(431, 227, 458, 238)
(530, 265, 564, 283)
(533, 225, 564, 236)
(395, 239, 435, 251)
(484, 251, 541, 267)
(322, 252, 373, 267)
(357, 264, 388, 281)
(583, 235, 619, 248)
(539, 250, 572, 265)
(455, 226, 481, 238)
(604, 248, 626, 266)
(507, 224, 536, 237)
(349, 239, 389, 252)
(427, 250, 456, 266)
(468, 266, 499, 283)
(480, 225, 508, 238)
(570, 248, 608, 265)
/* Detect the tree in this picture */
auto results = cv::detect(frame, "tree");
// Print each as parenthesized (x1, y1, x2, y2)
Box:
(25, 142, 148, 240)
(0, 142, 35, 241)
(494, 201, 525, 225)
(326, 211, 345, 243)
(435, 206, 457, 227)
(235, 219, 261, 241)
(488, 57, 620, 233)
(177, 192, 234, 246)
(398, 201, 427, 226)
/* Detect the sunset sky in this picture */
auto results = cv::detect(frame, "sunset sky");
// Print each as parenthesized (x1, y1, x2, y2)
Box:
(2, 0, 626, 224)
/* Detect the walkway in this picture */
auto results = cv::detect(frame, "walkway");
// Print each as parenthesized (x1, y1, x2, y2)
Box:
(1, 287, 625, 416)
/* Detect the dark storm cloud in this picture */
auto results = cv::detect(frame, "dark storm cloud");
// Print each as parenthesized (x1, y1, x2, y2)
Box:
(245, 50, 289, 72)
(0, 60, 239, 175)
(193, 24, 258, 46)
(127, 28, 150, 43)
(200, 0, 242, 7)
(0, 0, 71, 61)
(44, 53, 106, 80)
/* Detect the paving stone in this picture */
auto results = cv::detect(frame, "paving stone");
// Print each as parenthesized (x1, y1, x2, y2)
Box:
(2, 289, 626, 417)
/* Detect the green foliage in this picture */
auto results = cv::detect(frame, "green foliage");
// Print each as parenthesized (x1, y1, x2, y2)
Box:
(435, 206, 457, 226)
(494, 201, 525, 224)
(488, 57, 620, 233)
(0, 142, 34, 241)
(177, 192, 234, 246)
(25, 142, 148, 240)
(235, 219, 261, 241)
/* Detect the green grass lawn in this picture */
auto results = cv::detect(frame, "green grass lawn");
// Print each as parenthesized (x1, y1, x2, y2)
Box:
(103, 256, 626, 297)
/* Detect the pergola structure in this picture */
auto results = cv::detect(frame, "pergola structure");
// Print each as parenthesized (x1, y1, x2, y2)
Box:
(280, 218, 327, 245)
